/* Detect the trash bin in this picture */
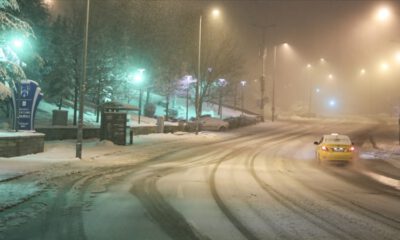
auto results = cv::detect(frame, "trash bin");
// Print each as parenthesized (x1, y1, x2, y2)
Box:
(52, 110, 68, 126)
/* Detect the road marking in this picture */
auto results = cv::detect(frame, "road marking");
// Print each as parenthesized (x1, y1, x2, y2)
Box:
(362, 171, 400, 190)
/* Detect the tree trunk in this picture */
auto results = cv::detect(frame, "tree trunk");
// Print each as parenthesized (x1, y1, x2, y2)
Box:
(199, 95, 203, 117)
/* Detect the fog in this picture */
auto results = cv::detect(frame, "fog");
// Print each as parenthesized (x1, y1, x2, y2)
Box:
(220, 0, 400, 117)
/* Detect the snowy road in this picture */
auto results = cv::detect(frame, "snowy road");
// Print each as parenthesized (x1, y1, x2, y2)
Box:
(1, 121, 400, 240)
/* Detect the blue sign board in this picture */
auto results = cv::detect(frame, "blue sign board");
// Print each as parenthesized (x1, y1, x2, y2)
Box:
(11, 80, 43, 131)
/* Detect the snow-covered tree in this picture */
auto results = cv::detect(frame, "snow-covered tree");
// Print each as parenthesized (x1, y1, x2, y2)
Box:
(42, 16, 74, 109)
(17, 0, 50, 82)
(0, 0, 33, 98)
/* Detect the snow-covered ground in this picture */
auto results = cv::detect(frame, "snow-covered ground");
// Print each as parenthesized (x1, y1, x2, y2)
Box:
(0, 120, 399, 239)
(0, 131, 222, 211)
(0, 119, 399, 213)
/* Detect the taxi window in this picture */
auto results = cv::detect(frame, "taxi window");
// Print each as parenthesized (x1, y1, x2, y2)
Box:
(323, 135, 351, 144)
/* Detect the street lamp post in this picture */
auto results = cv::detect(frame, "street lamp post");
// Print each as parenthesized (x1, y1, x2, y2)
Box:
(138, 89, 143, 124)
(253, 24, 275, 121)
(195, 15, 202, 135)
(271, 43, 289, 121)
(307, 64, 313, 116)
(240, 80, 247, 115)
(186, 76, 191, 122)
(271, 45, 277, 122)
(76, 0, 90, 159)
(195, 9, 220, 135)
(132, 68, 145, 124)
(218, 78, 227, 119)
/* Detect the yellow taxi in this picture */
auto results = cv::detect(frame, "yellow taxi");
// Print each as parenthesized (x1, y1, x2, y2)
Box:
(313, 133, 355, 164)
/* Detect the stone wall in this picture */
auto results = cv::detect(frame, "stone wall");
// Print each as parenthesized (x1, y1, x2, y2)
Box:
(36, 127, 100, 140)
(131, 125, 186, 135)
(0, 133, 45, 157)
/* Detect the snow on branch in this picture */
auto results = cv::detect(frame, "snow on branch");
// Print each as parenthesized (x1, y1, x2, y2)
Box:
(0, 0, 19, 11)
(0, 12, 33, 37)
(0, 81, 10, 99)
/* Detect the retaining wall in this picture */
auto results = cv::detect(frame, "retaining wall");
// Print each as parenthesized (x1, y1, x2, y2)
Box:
(36, 127, 100, 140)
(0, 133, 45, 157)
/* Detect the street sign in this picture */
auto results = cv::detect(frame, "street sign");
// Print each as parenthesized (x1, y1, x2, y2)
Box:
(11, 80, 43, 131)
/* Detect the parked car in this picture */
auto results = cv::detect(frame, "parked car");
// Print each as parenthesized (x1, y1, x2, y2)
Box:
(314, 133, 355, 165)
(199, 115, 229, 131)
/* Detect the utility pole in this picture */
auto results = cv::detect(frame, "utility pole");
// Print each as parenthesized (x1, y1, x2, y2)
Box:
(76, 0, 90, 159)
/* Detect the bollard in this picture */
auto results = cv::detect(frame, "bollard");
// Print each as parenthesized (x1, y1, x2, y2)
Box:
(157, 116, 164, 133)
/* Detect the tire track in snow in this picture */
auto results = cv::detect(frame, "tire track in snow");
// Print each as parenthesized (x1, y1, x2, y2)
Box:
(247, 132, 363, 240)
(208, 129, 312, 240)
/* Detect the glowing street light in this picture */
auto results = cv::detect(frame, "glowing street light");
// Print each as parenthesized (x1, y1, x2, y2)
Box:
(329, 99, 336, 107)
(380, 62, 389, 72)
(132, 68, 145, 84)
(395, 52, 400, 64)
(328, 74, 334, 80)
(212, 9, 220, 18)
(320, 58, 326, 64)
(306, 63, 312, 69)
(12, 39, 23, 49)
(360, 68, 366, 75)
(376, 6, 391, 23)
